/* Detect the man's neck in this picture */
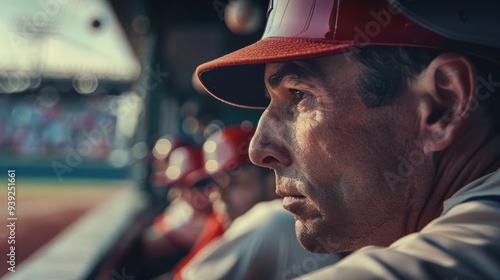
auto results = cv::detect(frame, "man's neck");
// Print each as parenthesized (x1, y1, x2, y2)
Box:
(416, 118, 500, 230)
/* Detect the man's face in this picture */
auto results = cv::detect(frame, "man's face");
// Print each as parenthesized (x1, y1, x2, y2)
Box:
(176, 182, 213, 212)
(249, 54, 432, 253)
(211, 164, 267, 224)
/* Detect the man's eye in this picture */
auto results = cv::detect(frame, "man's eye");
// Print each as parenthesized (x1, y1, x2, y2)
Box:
(289, 89, 306, 100)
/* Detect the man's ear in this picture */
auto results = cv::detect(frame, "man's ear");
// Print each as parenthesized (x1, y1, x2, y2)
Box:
(416, 53, 476, 155)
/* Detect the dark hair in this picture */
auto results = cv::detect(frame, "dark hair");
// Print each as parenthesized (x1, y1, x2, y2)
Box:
(353, 46, 500, 127)
(353, 46, 442, 108)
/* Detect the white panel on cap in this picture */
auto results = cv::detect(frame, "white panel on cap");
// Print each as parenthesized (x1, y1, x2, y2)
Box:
(262, 0, 336, 39)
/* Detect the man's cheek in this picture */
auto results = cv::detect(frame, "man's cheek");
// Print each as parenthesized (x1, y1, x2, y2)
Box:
(299, 109, 323, 128)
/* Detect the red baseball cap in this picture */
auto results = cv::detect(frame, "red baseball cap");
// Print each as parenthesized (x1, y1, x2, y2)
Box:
(183, 124, 255, 186)
(196, 0, 500, 109)
(152, 145, 204, 187)
(202, 124, 255, 175)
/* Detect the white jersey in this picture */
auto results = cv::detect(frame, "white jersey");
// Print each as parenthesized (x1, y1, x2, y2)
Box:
(301, 168, 500, 279)
(180, 199, 342, 280)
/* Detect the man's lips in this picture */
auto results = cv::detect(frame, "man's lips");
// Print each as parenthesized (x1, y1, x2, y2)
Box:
(277, 188, 307, 214)
(276, 187, 303, 198)
(282, 196, 307, 214)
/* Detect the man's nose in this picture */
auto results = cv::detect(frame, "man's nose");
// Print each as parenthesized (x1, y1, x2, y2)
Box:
(249, 110, 291, 169)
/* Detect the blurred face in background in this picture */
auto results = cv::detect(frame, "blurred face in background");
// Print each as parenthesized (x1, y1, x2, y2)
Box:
(169, 181, 214, 214)
(210, 163, 274, 225)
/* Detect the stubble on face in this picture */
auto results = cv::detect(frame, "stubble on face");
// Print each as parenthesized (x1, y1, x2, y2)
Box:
(262, 55, 432, 253)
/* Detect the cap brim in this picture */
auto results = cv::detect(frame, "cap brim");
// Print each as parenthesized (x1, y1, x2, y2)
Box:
(196, 37, 353, 109)
(185, 168, 211, 186)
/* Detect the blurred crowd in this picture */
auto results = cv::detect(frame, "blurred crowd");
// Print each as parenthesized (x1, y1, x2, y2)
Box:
(0, 93, 117, 159)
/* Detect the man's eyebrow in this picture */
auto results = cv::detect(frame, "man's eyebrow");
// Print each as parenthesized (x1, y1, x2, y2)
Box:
(267, 62, 312, 89)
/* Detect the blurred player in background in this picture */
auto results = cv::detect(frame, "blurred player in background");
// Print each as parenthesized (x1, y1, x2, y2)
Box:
(170, 124, 277, 278)
(141, 143, 214, 278)
(175, 125, 341, 280)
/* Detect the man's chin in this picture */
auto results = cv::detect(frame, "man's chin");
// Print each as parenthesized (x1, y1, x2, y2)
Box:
(295, 221, 355, 254)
